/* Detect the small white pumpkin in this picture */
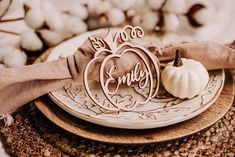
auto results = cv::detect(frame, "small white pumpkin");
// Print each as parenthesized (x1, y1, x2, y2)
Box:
(161, 50, 209, 99)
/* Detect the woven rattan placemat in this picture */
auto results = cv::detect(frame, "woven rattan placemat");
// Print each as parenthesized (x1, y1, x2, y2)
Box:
(0, 95, 234, 157)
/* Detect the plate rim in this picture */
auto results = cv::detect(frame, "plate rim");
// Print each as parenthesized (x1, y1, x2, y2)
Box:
(48, 70, 225, 129)
(33, 49, 234, 144)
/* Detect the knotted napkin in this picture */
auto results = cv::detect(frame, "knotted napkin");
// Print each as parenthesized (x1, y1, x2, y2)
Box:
(0, 39, 234, 118)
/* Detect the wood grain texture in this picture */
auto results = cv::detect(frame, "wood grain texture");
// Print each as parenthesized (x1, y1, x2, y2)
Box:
(33, 50, 234, 144)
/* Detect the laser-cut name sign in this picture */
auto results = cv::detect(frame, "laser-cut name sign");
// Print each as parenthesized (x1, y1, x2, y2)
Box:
(83, 25, 160, 111)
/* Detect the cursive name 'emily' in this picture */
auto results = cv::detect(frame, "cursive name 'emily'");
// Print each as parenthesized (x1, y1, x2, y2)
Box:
(104, 63, 150, 94)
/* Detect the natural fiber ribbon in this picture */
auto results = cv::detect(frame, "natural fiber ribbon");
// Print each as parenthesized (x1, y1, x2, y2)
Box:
(0, 41, 234, 115)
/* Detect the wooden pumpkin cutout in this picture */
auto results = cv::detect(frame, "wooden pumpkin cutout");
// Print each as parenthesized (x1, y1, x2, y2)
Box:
(83, 25, 160, 111)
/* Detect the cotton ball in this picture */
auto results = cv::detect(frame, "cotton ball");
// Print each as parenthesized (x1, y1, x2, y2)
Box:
(25, 9, 45, 29)
(40, 30, 63, 46)
(142, 11, 159, 31)
(87, 18, 99, 30)
(42, 1, 63, 31)
(126, 9, 135, 18)
(95, 1, 111, 15)
(107, 8, 125, 26)
(44, 10, 63, 31)
(132, 15, 142, 26)
(194, 7, 214, 25)
(147, 0, 164, 10)
(41, 0, 54, 10)
(0, 35, 20, 48)
(40, 29, 72, 46)
(135, 0, 145, 8)
(163, 0, 186, 14)
(0, 0, 11, 16)
(164, 13, 180, 31)
(20, 30, 43, 51)
(98, 16, 109, 28)
(111, 0, 136, 11)
(3, 48, 27, 68)
(69, 4, 88, 20)
(0, 46, 13, 62)
(88, 16, 109, 29)
(65, 16, 87, 34)
(85, 0, 100, 11)
(85, 0, 101, 16)
(0, 63, 6, 69)
(24, 0, 41, 9)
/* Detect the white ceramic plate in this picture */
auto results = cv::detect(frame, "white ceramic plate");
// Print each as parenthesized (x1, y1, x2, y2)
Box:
(47, 29, 225, 129)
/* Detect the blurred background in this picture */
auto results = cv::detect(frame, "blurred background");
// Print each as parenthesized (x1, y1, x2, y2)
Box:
(0, 0, 235, 68)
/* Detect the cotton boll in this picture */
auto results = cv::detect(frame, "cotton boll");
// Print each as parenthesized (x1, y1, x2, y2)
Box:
(85, 0, 101, 16)
(163, 0, 186, 14)
(0, 35, 20, 47)
(87, 18, 99, 30)
(24, 0, 41, 9)
(135, 0, 145, 8)
(111, 0, 136, 11)
(107, 8, 125, 26)
(142, 11, 159, 31)
(3, 48, 27, 68)
(126, 9, 135, 18)
(98, 16, 109, 28)
(41, 0, 54, 10)
(42, 1, 63, 31)
(65, 16, 87, 35)
(46, 11, 63, 31)
(0, 63, 6, 69)
(25, 9, 45, 29)
(61, 31, 74, 41)
(40, 29, 72, 46)
(69, 4, 88, 20)
(164, 14, 180, 31)
(194, 7, 214, 25)
(147, 0, 164, 10)
(0, 0, 11, 16)
(132, 15, 142, 26)
(40, 29, 63, 46)
(20, 30, 43, 51)
(85, 0, 101, 11)
(44, 9, 63, 31)
(95, 1, 111, 15)
(0, 46, 13, 62)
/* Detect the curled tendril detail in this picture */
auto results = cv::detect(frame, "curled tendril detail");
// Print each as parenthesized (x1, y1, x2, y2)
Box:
(119, 30, 129, 42)
(115, 25, 144, 43)
(124, 25, 144, 39)
(134, 27, 144, 38)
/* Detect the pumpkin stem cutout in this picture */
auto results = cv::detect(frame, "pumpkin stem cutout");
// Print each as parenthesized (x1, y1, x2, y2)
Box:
(83, 25, 160, 111)
(173, 49, 183, 67)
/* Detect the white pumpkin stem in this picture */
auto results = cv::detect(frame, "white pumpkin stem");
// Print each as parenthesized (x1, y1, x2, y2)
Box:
(173, 49, 183, 67)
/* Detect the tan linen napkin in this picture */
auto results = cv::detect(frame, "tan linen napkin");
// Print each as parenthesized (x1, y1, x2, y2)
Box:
(0, 56, 73, 114)
(158, 41, 235, 69)
(0, 40, 234, 116)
